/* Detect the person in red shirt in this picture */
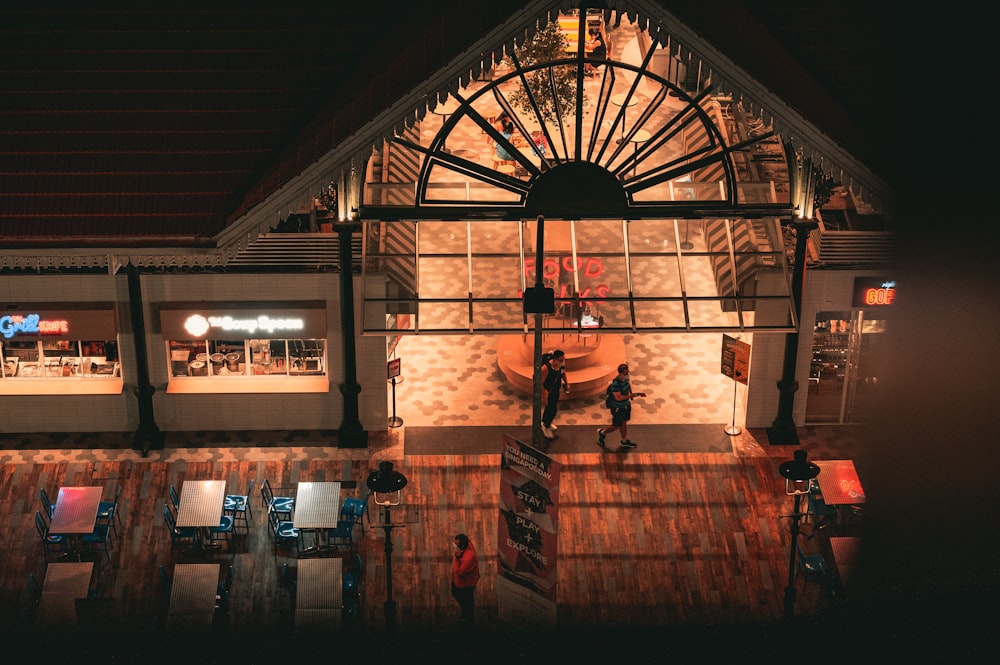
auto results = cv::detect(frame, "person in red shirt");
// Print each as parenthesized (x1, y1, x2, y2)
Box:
(451, 533, 480, 625)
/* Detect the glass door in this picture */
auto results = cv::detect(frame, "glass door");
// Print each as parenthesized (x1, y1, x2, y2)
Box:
(806, 311, 887, 424)
(806, 312, 850, 423)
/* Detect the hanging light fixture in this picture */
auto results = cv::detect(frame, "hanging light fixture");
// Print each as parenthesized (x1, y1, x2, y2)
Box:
(366, 460, 408, 506)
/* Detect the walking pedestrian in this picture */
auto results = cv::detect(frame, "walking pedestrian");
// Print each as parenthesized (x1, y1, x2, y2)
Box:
(541, 350, 569, 439)
(597, 363, 646, 449)
(451, 533, 480, 625)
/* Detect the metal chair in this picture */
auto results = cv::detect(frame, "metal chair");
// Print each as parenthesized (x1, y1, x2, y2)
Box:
(341, 552, 364, 622)
(267, 504, 301, 557)
(27, 573, 42, 606)
(209, 514, 235, 548)
(158, 565, 172, 596)
(163, 503, 198, 549)
(97, 484, 123, 536)
(224, 478, 254, 533)
(260, 478, 294, 521)
(39, 487, 56, 519)
(35, 510, 67, 562)
(341, 489, 371, 531)
(215, 564, 234, 613)
(324, 518, 354, 554)
(806, 480, 838, 529)
(83, 523, 114, 563)
(168, 484, 181, 512)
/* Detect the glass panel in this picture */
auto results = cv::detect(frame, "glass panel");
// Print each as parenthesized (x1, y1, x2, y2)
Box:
(627, 219, 679, 252)
(419, 257, 469, 299)
(472, 301, 525, 331)
(418, 221, 466, 253)
(806, 312, 851, 423)
(634, 300, 686, 329)
(469, 221, 520, 254)
(629, 255, 681, 299)
(425, 161, 522, 204)
(680, 251, 722, 298)
(687, 299, 732, 328)
(169, 340, 206, 377)
(419, 302, 468, 331)
(288, 340, 326, 375)
(475, 257, 526, 299)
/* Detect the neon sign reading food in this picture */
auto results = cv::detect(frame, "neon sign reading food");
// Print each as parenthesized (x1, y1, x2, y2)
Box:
(0, 313, 70, 339)
(522, 256, 610, 303)
(183, 313, 305, 337)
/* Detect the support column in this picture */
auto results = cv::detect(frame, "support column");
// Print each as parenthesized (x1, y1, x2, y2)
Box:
(126, 263, 164, 457)
(335, 220, 368, 448)
(766, 219, 818, 446)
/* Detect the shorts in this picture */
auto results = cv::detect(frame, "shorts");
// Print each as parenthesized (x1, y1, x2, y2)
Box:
(611, 406, 631, 426)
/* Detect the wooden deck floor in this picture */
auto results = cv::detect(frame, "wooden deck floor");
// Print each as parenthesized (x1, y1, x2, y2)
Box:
(0, 432, 869, 658)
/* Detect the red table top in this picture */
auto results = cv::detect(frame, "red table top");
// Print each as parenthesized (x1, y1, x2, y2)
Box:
(49, 486, 103, 535)
(814, 459, 865, 505)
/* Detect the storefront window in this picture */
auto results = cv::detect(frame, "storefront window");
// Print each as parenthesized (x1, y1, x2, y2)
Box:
(3, 338, 121, 379)
(167, 338, 326, 378)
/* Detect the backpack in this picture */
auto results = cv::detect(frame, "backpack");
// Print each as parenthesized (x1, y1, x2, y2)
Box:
(604, 382, 615, 409)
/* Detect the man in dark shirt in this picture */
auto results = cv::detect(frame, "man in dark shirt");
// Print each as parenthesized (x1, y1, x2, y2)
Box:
(598, 363, 645, 449)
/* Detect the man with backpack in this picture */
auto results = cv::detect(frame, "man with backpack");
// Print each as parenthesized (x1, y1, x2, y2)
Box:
(598, 363, 645, 449)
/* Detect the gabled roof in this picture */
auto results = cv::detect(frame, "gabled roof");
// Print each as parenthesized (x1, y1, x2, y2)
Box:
(0, 2, 894, 252)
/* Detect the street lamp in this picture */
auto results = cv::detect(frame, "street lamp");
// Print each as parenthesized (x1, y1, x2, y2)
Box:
(366, 460, 408, 633)
(778, 449, 820, 620)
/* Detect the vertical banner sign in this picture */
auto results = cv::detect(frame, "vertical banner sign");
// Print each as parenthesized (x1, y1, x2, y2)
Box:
(721, 334, 751, 385)
(497, 434, 560, 629)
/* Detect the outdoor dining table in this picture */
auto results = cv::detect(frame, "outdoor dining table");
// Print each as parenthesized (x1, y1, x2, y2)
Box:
(34, 561, 94, 629)
(293, 481, 341, 555)
(166, 563, 219, 634)
(829, 536, 860, 585)
(814, 459, 865, 505)
(176, 479, 227, 550)
(296, 557, 342, 632)
(48, 486, 103, 561)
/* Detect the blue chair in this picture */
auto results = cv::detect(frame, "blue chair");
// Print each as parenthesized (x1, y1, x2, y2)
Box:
(163, 503, 198, 549)
(158, 565, 172, 596)
(342, 552, 363, 622)
(168, 485, 181, 512)
(341, 489, 370, 530)
(806, 481, 838, 529)
(260, 478, 294, 521)
(215, 564, 234, 613)
(97, 484, 123, 536)
(324, 518, 353, 554)
(35, 510, 67, 562)
(27, 573, 42, 606)
(83, 523, 114, 563)
(224, 478, 254, 533)
(209, 514, 235, 548)
(267, 504, 301, 557)
(796, 541, 832, 603)
(40, 487, 56, 519)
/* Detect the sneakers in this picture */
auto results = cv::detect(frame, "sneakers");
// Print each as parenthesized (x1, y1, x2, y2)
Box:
(549, 423, 558, 431)
(541, 424, 555, 439)
(597, 429, 606, 447)
(620, 439, 637, 448)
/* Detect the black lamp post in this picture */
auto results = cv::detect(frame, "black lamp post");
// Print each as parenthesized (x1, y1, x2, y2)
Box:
(767, 219, 818, 446)
(778, 449, 820, 619)
(365, 460, 408, 634)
